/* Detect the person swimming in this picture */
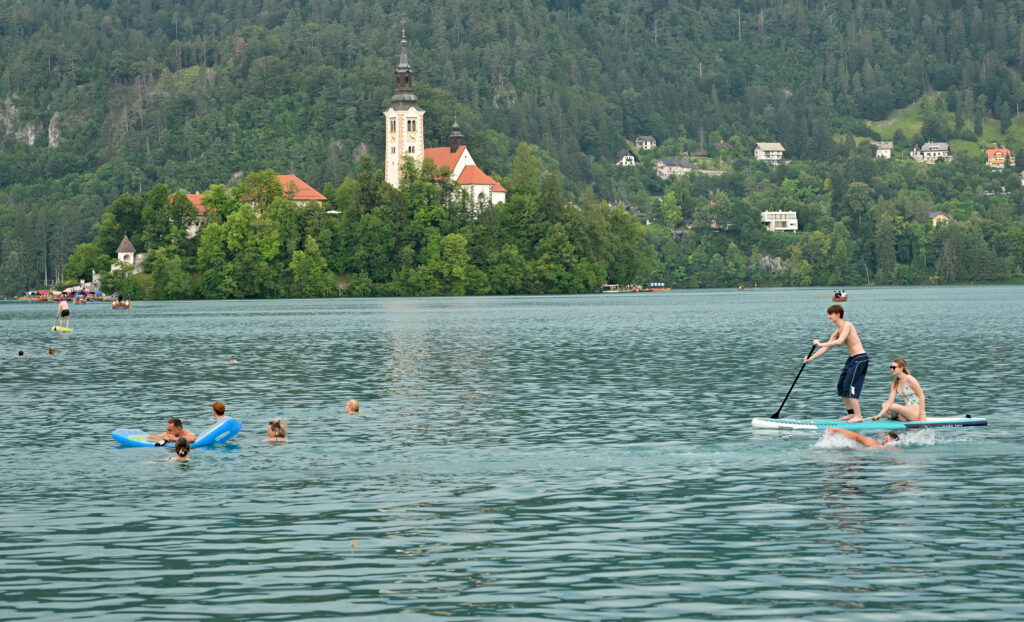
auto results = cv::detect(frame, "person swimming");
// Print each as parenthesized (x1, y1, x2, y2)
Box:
(167, 438, 190, 461)
(825, 427, 899, 449)
(265, 419, 287, 442)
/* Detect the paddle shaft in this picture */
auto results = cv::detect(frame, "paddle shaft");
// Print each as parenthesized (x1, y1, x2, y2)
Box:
(770, 344, 817, 419)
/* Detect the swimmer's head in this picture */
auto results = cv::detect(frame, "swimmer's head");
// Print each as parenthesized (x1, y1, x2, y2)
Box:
(345, 399, 360, 414)
(883, 432, 899, 444)
(175, 438, 190, 457)
(212, 401, 226, 416)
(268, 419, 287, 438)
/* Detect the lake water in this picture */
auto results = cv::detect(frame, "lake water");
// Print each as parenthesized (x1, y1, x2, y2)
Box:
(2, 286, 1022, 620)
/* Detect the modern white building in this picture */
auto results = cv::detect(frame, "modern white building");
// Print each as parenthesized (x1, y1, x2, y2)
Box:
(909, 142, 951, 163)
(760, 210, 798, 232)
(872, 141, 893, 159)
(754, 142, 786, 164)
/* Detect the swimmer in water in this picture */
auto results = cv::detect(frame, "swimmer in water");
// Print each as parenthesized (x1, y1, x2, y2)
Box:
(265, 419, 287, 442)
(167, 438, 190, 461)
(825, 427, 899, 449)
(147, 418, 197, 444)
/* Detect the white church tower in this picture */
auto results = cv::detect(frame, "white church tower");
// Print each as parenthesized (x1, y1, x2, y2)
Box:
(384, 31, 424, 188)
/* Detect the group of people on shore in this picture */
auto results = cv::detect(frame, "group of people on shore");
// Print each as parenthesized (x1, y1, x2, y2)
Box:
(803, 303, 926, 448)
(147, 399, 361, 460)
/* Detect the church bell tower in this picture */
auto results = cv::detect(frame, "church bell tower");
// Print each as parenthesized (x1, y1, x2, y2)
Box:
(384, 30, 424, 188)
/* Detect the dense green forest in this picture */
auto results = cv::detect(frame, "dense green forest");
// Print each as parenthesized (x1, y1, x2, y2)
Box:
(3, 0, 1024, 296)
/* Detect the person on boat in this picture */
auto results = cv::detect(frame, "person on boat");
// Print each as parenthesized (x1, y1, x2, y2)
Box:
(345, 399, 360, 414)
(803, 304, 869, 422)
(826, 427, 899, 449)
(871, 358, 926, 422)
(265, 419, 288, 442)
(211, 401, 228, 422)
(147, 418, 197, 444)
(57, 298, 70, 328)
(167, 438, 191, 461)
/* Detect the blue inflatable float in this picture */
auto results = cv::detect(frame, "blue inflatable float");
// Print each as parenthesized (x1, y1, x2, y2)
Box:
(112, 417, 242, 448)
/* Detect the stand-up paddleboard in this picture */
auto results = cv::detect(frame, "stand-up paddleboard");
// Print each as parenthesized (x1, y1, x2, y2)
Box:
(752, 416, 986, 431)
(52, 326, 73, 332)
(112, 417, 242, 447)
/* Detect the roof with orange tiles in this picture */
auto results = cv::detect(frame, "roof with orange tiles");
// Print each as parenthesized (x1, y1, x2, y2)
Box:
(987, 148, 1012, 157)
(457, 165, 507, 191)
(278, 174, 327, 201)
(185, 193, 207, 216)
(423, 146, 466, 172)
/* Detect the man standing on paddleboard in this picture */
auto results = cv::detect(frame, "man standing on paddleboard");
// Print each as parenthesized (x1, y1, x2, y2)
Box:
(56, 298, 70, 329)
(803, 304, 868, 422)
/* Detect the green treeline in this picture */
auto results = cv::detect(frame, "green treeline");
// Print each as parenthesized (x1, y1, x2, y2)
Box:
(4, 0, 1024, 294)
(65, 137, 1024, 299)
(68, 147, 651, 298)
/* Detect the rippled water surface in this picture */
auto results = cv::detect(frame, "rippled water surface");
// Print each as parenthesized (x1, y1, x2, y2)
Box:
(2, 286, 1022, 620)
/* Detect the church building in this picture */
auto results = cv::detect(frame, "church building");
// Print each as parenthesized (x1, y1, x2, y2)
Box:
(383, 34, 505, 205)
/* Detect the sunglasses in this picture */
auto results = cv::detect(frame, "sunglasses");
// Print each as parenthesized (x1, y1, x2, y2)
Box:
(889, 365, 898, 369)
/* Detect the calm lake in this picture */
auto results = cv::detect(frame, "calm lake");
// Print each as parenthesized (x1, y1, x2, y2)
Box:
(2, 286, 1022, 620)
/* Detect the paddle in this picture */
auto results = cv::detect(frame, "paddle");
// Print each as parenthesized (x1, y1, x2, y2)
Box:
(769, 344, 817, 419)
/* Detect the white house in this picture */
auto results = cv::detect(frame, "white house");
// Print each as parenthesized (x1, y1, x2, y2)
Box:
(909, 142, 951, 163)
(760, 210, 798, 232)
(655, 157, 692, 179)
(754, 142, 785, 164)
(615, 149, 638, 166)
(635, 136, 657, 150)
(112, 235, 146, 274)
(872, 141, 893, 159)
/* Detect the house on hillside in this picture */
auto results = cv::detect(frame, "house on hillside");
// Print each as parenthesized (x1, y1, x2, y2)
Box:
(615, 149, 638, 166)
(635, 136, 657, 150)
(986, 147, 1015, 169)
(278, 174, 327, 206)
(928, 211, 952, 227)
(655, 157, 692, 179)
(754, 142, 785, 164)
(112, 235, 146, 274)
(714, 140, 733, 150)
(909, 142, 951, 163)
(872, 141, 893, 159)
(184, 193, 207, 239)
(760, 210, 799, 232)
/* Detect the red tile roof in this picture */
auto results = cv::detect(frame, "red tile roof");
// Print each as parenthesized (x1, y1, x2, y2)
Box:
(456, 165, 499, 187)
(277, 174, 327, 201)
(186, 193, 207, 216)
(423, 146, 466, 173)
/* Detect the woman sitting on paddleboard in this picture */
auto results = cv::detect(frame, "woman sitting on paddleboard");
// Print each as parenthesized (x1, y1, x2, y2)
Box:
(872, 358, 926, 421)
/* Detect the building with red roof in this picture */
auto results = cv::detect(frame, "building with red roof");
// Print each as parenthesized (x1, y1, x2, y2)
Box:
(277, 174, 327, 204)
(987, 147, 1015, 169)
(383, 36, 505, 207)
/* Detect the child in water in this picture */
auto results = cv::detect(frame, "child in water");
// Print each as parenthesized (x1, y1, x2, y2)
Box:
(167, 438, 190, 461)
(265, 419, 288, 442)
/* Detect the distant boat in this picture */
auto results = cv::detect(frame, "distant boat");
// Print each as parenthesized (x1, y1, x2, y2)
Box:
(600, 284, 621, 293)
(641, 283, 671, 292)
(832, 292, 848, 302)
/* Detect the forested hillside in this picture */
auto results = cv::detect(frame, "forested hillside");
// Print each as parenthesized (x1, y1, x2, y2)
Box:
(3, 0, 1024, 296)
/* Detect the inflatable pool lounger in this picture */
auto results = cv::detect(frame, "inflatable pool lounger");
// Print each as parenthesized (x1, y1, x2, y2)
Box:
(112, 417, 242, 447)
